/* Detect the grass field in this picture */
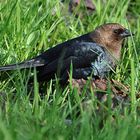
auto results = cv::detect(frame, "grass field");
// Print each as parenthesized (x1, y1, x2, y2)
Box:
(0, 0, 140, 139)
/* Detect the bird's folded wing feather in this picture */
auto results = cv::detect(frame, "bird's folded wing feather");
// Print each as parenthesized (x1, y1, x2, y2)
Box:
(0, 42, 104, 73)
(37, 42, 105, 77)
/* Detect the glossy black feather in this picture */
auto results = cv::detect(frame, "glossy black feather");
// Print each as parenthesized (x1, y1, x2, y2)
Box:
(36, 42, 106, 82)
(0, 33, 92, 71)
(0, 41, 107, 83)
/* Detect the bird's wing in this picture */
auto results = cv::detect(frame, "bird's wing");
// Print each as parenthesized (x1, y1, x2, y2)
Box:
(0, 42, 104, 74)
(0, 33, 92, 72)
(37, 42, 105, 81)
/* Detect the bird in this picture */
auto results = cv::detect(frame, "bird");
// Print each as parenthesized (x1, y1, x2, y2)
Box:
(0, 23, 133, 84)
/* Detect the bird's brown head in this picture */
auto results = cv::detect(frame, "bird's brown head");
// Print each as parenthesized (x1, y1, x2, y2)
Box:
(90, 23, 133, 60)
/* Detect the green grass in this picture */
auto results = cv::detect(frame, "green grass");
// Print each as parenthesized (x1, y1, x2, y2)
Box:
(0, 0, 140, 139)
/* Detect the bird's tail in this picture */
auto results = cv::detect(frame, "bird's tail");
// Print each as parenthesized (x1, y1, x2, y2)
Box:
(0, 58, 45, 72)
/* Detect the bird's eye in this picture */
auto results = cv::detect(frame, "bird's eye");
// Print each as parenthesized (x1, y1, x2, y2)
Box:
(113, 28, 124, 35)
(113, 29, 119, 34)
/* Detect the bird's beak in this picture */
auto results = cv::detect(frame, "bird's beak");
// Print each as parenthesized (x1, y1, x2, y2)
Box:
(120, 29, 134, 38)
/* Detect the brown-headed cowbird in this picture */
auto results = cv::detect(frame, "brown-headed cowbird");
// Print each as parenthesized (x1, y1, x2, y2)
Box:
(0, 23, 133, 83)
